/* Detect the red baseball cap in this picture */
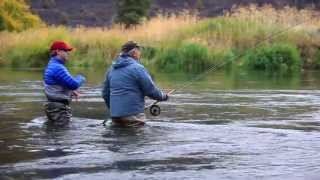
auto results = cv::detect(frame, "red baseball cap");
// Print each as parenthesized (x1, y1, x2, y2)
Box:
(50, 40, 73, 51)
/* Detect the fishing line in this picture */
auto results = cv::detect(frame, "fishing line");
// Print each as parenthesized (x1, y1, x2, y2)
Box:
(176, 19, 308, 91)
(147, 18, 310, 116)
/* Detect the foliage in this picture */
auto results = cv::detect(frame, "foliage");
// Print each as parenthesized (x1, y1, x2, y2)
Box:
(0, 0, 42, 32)
(243, 43, 301, 72)
(115, 0, 152, 28)
(155, 42, 234, 72)
(315, 49, 320, 69)
(0, 5, 319, 73)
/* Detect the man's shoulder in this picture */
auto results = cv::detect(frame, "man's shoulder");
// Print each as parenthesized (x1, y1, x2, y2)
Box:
(131, 61, 145, 70)
(47, 60, 66, 71)
(129, 63, 148, 77)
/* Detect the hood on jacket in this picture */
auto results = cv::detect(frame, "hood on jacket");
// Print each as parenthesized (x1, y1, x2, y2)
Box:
(113, 54, 136, 69)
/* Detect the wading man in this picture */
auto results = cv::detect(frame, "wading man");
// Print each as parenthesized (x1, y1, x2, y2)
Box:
(102, 41, 168, 126)
(43, 40, 86, 126)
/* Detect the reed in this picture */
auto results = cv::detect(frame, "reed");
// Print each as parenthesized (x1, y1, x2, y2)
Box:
(0, 5, 319, 72)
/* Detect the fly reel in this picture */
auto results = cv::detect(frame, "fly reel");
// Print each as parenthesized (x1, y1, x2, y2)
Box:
(149, 104, 161, 116)
(147, 89, 175, 116)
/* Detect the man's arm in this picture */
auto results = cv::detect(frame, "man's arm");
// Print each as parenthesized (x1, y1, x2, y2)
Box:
(136, 66, 168, 101)
(54, 65, 86, 90)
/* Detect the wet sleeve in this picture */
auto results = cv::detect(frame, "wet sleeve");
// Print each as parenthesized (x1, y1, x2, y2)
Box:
(136, 66, 167, 101)
(102, 70, 110, 108)
(54, 65, 85, 90)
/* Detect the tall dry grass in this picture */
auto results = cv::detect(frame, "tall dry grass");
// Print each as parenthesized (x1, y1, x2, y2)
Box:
(0, 12, 197, 67)
(227, 5, 320, 48)
(0, 5, 319, 71)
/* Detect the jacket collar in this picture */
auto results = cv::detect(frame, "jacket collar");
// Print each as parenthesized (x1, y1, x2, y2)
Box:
(51, 56, 65, 64)
(119, 53, 140, 62)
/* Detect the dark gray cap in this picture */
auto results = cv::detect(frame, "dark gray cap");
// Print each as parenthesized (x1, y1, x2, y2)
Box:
(121, 41, 141, 52)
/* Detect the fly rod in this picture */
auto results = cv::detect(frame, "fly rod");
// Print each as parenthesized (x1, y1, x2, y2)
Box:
(145, 18, 310, 116)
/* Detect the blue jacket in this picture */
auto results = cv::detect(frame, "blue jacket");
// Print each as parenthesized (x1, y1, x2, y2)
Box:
(43, 57, 85, 101)
(102, 54, 167, 118)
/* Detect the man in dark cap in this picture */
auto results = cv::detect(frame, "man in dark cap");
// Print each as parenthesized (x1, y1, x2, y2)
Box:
(102, 41, 168, 126)
(43, 40, 86, 126)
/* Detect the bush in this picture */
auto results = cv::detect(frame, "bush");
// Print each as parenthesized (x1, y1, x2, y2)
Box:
(315, 49, 320, 69)
(5, 44, 49, 67)
(179, 43, 211, 72)
(141, 46, 157, 60)
(0, 0, 42, 32)
(243, 43, 301, 72)
(115, 0, 151, 28)
(42, 0, 56, 9)
(155, 42, 234, 73)
(155, 43, 210, 72)
(155, 47, 179, 72)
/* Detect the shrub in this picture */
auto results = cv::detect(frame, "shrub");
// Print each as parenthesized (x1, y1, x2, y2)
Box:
(115, 0, 152, 28)
(154, 42, 232, 73)
(315, 49, 320, 69)
(243, 43, 301, 72)
(5, 44, 49, 67)
(141, 46, 157, 60)
(179, 43, 211, 72)
(155, 47, 179, 72)
(0, 0, 42, 32)
(42, 0, 56, 9)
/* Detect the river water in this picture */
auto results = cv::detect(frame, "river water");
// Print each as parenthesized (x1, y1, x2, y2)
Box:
(0, 68, 320, 180)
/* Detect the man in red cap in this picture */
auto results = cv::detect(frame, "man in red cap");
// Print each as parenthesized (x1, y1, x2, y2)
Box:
(43, 40, 86, 126)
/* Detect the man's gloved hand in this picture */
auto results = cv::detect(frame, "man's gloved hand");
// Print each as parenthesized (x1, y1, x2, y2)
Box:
(72, 90, 80, 101)
(162, 89, 174, 101)
(163, 93, 169, 101)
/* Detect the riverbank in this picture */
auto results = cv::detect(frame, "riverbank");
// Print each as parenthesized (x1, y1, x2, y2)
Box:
(0, 5, 319, 72)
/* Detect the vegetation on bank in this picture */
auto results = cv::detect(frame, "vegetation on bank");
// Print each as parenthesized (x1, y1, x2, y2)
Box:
(0, 0, 42, 32)
(115, 0, 152, 28)
(0, 5, 319, 73)
(243, 43, 301, 72)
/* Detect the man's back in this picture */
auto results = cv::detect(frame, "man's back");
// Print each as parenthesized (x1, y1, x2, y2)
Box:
(103, 54, 166, 118)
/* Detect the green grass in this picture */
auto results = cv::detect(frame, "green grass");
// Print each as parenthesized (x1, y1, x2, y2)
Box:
(4, 41, 50, 67)
(153, 42, 236, 73)
(0, 5, 319, 74)
(315, 49, 320, 69)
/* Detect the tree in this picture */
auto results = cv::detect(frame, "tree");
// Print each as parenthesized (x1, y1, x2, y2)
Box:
(115, 0, 152, 28)
(0, 0, 41, 32)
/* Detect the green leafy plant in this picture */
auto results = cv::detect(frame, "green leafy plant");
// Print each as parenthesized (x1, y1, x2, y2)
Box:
(115, 0, 152, 28)
(314, 49, 320, 69)
(156, 43, 224, 72)
(243, 43, 301, 72)
(0, 0, 42, 32)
